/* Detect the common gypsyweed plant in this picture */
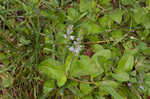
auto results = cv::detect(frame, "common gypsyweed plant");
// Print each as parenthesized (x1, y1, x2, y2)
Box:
(1, 0, 150, 99)
(64, 25, 82, 54)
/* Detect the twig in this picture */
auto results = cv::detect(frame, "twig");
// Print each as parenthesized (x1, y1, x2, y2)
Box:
(68, 77, 94, 84)
(96, 4, 106, 12)
(85, 40, 114, 44)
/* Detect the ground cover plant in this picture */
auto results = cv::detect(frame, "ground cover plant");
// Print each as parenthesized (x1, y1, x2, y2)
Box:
(0, 0, 150, 99)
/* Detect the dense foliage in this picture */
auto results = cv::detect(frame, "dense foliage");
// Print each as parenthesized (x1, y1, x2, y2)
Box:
(0, 0, 150, 99)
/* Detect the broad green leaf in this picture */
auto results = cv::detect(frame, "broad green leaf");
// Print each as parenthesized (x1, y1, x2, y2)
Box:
(110, 9, 123, 24)
(143, 48, 150, 56)
(99, 80, 119, 88)
(111, 30, 123, 40)
(57, 74, 67, 87)
(146, 0, 150, 6)
(142, 14, 150, 29)
(43, 80, 56, 94)
(67, 8, 79, 21)
(123, 40, 133, 49)
(80, 0, 96, 12)
(137, 30, 150, 40)
(100, 85, 123, 99)
(81, 21, 101, 34)
(117, 53, 134, 72)
(92, 44, 104, 53)
(70, 55, 103, 77)
(99, 15, 113, 27)
(121, 0, 136, 5)
(112, 72, 129, 82)
(38, 59, 67, 87)
(93, 49, 111, 59)
(80, 83, 93, 95)
(80, 0, 89, 12)
(144, 73, 150, 87)
(133, 7, 147, 24)
(67, 85, 82, 97)
(99, 0, 111, 5)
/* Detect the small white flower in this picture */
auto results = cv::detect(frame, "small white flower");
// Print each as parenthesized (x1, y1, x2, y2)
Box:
(70, 36, 75, 40)
(69, 46, 74, 51)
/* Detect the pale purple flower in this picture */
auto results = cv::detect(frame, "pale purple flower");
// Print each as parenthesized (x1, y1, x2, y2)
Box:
(73, 41, 78, 45)
(64, 34, 67, 38)
(77, 38, 80, 41)
(69, 46, 74, 51)
(139, 86, 144, 90)
(128, 83, 132, 86)
(70, 36, 75, 40)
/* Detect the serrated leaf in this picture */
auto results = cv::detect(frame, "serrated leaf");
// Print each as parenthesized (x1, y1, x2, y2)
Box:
(112, 72, 129, 82)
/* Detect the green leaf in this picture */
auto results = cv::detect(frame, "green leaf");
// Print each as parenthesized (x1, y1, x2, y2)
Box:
(144, 73, 150, 87)
(81, 21, 101, 34)
(80, 83, 93, 95)
(93, 49, 111, 59)
(137, 30, 150, 40)
(143, 48, 150, 56)
(92, 44, 104, 53)
(65, 53, 73, 74)
(117, 53, 134, 72)
(99, 80, 119, 88)
(112, 72, 129, 82)
(110, 9, 123, 24)
(80, 0, 96, 12)
(99, 15, 113, 27)
(111, 30, 123, 40)
(100, 85, 123, 99)
(38, 59, 67, 87)
(70, 55, 103, 77)
(57, 74, 67, 87)
(133, 7, 147, 24)
(142, 14, 150, 29)
(43, 80, 56, 94)
(0, 53, 6, 60)
(67, 8, 79, 21)
(80, 0, 89, 12)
